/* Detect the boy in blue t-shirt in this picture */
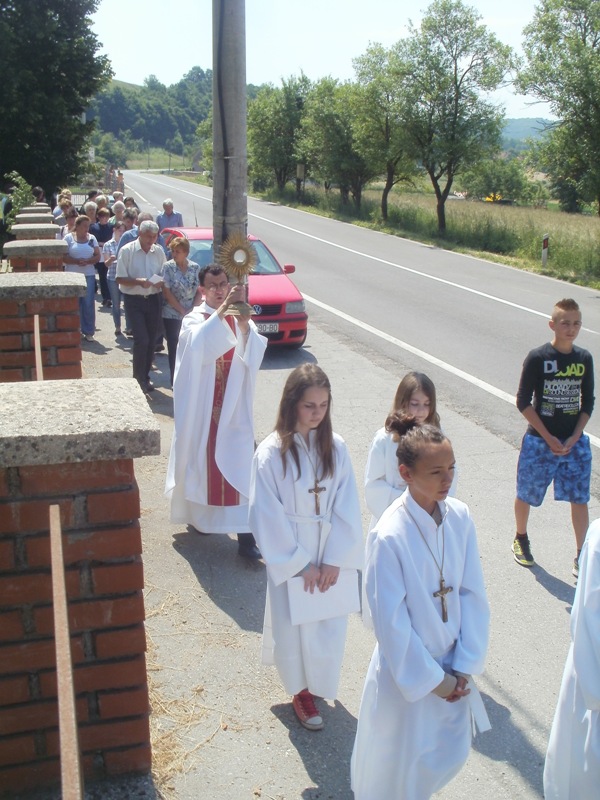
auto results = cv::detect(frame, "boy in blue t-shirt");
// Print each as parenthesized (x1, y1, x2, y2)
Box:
(513, 298, 594, 578)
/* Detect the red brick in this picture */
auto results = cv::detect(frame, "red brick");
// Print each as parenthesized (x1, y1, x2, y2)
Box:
(0, 675, 30, 705)
(35, 593, 146, 637)
(56, 313, 80, 331)
(0, 470, 9, 498)
(55, 346, 82, 365)
(0, 733, 36, 766)
(98, 686, 149, 719)
(25, 298, 78, 315)
(0, 368, 27, 382)
(41, 655, 147, 697)
(0, 350, 36, 367)
(78, 716, 149, 752)
(1, 699, 59, 735)
(104, 742, 152, 776)
(0, 572, 52, 605)
(64, 524, 142, 564)
(22, 533, 50, 568)
(0, 317, 33, 334)
(0, 757, 61, 793)
(19, 460, 134, 497)
(25, 524, 142, 568)
(95, 624, 146, 660)
(87, 488, 140, 525)
(38, 331, 81, 348)
(0, 334, 24, 350)
(0, 537, 15, 569)
(0, 610, 23, 642)
(40, 364, 82, 380)
(0, 300, 22, 316)
(0, 639, 60, 674)
(0, 498, 74, 534)
(92, 561, 144, 596)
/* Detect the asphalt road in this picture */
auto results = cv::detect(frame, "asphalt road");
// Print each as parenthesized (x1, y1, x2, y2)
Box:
(76, 170, 599, 800)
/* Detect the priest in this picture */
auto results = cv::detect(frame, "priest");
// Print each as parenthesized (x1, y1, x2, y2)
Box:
(165, 265, 267, 559)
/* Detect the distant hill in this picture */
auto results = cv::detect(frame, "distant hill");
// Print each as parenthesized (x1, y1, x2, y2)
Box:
(502, 117, 554, 150)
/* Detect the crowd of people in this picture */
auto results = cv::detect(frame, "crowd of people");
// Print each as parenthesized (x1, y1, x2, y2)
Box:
(162, 277, 596, 798)
(47, 184, 597, 797)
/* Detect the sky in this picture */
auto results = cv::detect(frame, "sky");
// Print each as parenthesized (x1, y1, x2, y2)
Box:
(91, 0, 552, 119)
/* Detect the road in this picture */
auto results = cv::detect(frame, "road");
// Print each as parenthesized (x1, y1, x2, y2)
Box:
(111, 170, 600, 799)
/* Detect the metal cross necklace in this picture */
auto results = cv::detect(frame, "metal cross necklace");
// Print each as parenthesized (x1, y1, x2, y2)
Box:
(405, 505, 453, 623)
(298, 436, 326, 514)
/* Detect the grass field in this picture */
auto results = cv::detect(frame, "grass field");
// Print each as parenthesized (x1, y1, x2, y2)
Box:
(247, 181, 600, 289)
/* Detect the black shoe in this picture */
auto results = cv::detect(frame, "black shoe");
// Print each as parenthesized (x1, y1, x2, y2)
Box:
(154, 344, 165, 353)
(141, 380, 154, 394)
(124, 329, 133, 336)
(238, 543, 262, 560)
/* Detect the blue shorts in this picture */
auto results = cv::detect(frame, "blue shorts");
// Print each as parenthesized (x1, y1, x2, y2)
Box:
(516, 433, 592, 506)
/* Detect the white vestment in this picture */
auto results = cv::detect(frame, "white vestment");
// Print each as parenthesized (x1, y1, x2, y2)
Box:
(544, 520, 600, 799)
(362, 427, 457, 628)
(249, 430, 363, 699)
(351, 491, 490, 800)
(165, 302, 267, 532)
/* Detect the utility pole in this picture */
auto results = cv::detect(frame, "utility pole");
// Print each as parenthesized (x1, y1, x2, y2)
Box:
(212, 0, 247, 256)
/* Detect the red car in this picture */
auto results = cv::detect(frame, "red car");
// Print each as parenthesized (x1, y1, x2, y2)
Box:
(161, 227, 308, 347)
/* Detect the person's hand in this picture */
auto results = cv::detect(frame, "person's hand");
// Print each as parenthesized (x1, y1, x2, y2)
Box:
(318, 563, 340, 593)
(546, 435, 568, 456)
(445, 675, 470, 703)
(300, 563, 320, 594)
(562, 433, 581, 454)
(226, 283, 245, 307)
(237, 316, 250, 335)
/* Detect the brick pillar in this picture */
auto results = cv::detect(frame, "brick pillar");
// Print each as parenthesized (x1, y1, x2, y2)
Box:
(0, 379, 160, 793)
(2, 240, 67, 273)
(0, 272, 86, 382)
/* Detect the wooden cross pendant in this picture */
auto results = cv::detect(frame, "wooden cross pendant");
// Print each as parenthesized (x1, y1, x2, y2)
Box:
(433, 577, 453, 623)
(309, 479, 326, 514)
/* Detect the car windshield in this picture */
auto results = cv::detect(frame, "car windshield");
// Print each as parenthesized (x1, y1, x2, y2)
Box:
(187, 239, 283, 276)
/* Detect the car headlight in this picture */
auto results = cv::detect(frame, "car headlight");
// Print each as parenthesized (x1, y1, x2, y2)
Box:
(285, 300, 305, 314)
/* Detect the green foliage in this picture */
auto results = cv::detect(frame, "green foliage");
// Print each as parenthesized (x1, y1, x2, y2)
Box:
(352, 43, 418, 219)
(517, 0, 600, 213)
(3, 171, 33, 229)
(394, 0, 514, 233)
(92, 66, 213, 155)
(248, 75, 312, 191)
(0, 0, 112, 193)
(298, 79, 375, 209)
(461, 156, 535, 203)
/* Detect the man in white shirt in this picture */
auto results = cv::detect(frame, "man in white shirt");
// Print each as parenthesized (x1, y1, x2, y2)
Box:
(116, 220, 165, 394)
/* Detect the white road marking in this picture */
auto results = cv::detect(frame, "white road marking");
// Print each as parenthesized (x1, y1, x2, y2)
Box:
(126, 173, 598, 336)
(305, 293, 600, 449)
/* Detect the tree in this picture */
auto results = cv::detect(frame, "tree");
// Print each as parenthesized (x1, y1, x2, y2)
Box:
(395, 0, 513, 233)
(352, 44, 417, 221)
(516, 0, 600, 214)
(0, 0, 112, 193)
(298, 78, 376, 210)
(461, 155, 532, 203)
(247, 75, 311, 191)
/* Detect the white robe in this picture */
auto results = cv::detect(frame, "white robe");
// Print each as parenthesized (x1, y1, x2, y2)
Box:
(351, 491, 490, 800)
(249, 430, 363, 699)
(362, 427, 458, 628)
(544, 520, 600, 799)
(165, 302, 267, 532)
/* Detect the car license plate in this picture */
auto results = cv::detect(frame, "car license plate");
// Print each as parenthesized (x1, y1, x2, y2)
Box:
(256, 322, 279, 333)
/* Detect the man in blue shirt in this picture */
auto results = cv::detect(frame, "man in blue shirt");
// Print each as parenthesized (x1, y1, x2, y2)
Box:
(157, 198, 183, 232)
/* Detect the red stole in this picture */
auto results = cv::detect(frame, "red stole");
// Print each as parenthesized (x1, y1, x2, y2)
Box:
(205, 314, 239, 506)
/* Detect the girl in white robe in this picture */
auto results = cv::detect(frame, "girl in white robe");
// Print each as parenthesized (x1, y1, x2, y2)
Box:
(352, 419, 490, 800)
(249, 364, 363, 731)
(363, 372, 456, 627)
(543, 518, 600, 799)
